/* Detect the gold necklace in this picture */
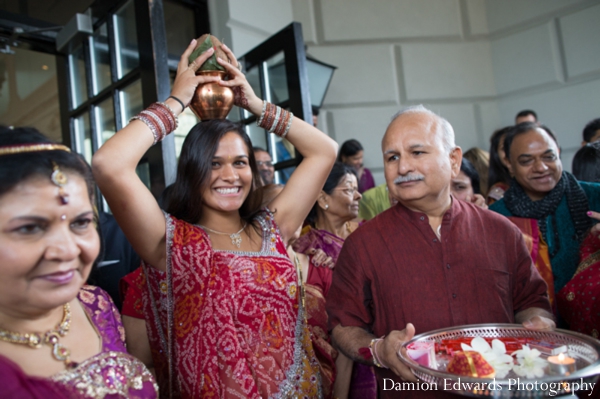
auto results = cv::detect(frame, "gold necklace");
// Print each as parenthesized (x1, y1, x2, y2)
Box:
(200, 222, 248, 248)
(0, 303, 74, 368)
(345, 221, 356, 235)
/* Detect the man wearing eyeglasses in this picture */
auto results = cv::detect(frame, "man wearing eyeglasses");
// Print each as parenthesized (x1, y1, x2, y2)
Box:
(253, 147, 275, 185)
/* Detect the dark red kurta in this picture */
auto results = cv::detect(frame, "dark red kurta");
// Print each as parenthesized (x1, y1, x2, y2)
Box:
(327, 198, 551, 399)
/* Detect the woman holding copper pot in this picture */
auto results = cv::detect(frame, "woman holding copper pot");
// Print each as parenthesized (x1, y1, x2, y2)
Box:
(93, 39, 338, 398)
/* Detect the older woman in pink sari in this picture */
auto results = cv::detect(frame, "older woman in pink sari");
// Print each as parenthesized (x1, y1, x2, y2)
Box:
(0, 128, 157, 398)
(293, 162, 376, 399)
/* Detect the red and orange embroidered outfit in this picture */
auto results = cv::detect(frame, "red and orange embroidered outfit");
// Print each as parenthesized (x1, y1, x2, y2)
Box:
(125, 210, 322, 398)
(506, 217, 555, 309)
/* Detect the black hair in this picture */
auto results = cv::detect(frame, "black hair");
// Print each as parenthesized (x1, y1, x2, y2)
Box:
(311, 106, 320, 116)
(305, 162, 356, 226)
(0, 126, 94, 202)
(515, 109, 537, 121)
(0, 126, 101, 274)
(504, 122, 559, 161)
(582, 118, 600, 143)
(460, 158, 480, 195)
(572, 141, 600, 183)
(253, 146, 267, 153)
(158, 183, 175, 210)
(487, 126, 513, 193)
(166, 119, 263, 225)
(337, 139, 364, 162)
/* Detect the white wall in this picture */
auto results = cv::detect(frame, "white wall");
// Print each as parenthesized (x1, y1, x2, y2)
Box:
(293, 0, 498, 184)
(208, 0, 294, 55)
(210, 0, 600, 182)
(488, 0, 600, 174)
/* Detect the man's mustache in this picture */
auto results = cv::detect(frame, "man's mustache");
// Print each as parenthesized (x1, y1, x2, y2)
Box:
(394, 173, 425, 184)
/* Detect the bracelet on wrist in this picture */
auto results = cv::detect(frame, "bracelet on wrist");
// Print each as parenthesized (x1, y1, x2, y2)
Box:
(129, 102, 179, 145)
(167, 95, 185, 112)
(256, 100, 294, 138)
(369, 336, 389, 369)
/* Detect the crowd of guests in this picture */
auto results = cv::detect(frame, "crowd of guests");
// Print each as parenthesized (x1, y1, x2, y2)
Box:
(1, 36, 600, 399)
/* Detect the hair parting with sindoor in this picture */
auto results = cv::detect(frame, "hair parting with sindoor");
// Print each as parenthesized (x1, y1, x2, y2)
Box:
(166, 119, 263, 226)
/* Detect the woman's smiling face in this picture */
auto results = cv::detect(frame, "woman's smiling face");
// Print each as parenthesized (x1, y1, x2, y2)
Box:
(201, 132, 254, 215)
(0, 173, 99, 314)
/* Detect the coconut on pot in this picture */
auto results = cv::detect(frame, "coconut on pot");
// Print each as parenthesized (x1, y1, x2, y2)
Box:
(188, 34, 232, 72)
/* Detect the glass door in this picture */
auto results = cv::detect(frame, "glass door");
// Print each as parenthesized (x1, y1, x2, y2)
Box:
(236, 22, 313, 183)
(58, 0, 173, 211)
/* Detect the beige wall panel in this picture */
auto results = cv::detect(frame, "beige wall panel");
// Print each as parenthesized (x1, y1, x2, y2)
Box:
(229, 0, 293, 34)
(496, 78, 600, 173)
(328, 106, 400, 172)
(401, 42, 496, 100)
(427, 103, 480, 151)
(465, 0, 489, 35)
(291, 0, 317, 44)
(485, 0, 587, 33)
(478, 101, 502, 145)
(320, 0, 462, 41)
(491, 23, 561, 95)
(231, 26, 270, 56)
(309, 45, 397, 106)
(560, 3, 600, 79)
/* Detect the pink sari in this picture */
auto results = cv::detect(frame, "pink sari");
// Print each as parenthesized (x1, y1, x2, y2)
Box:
(0, 286, 157, 398)
(294, 226, 377, 399)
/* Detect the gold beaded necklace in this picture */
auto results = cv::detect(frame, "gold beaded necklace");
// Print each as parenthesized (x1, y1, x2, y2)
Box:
(0, 303, 75, 368)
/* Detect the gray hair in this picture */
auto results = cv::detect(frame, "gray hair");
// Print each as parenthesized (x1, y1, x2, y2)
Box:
(387, 105, 456, 154)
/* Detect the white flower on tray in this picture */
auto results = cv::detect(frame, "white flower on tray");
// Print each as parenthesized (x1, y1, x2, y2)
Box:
(461, 337, 514, 378)
(512, 345, 548, 378)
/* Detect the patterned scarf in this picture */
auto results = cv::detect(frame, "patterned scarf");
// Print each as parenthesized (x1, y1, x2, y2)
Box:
(504, 171, 592, 257)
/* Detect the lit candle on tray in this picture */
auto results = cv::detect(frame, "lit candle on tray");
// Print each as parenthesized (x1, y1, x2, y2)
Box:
(547, 353, 576, 376)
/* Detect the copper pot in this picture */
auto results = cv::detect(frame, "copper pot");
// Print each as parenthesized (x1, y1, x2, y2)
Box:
(189, 70, 234, 120)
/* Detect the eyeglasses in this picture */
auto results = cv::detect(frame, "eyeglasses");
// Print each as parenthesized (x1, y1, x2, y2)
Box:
(256, 161, 273, 167)
(334, 187, 359, 196)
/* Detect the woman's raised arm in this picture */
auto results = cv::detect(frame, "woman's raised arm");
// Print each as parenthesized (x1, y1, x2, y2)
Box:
(217, 48, 338, 243)
(92, 40, 219, 270)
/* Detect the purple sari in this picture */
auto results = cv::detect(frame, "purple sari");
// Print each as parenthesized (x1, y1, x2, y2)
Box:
(294, 227, 378, 399)
(358, 168, 375, 194)
(0, 285, 157, 399)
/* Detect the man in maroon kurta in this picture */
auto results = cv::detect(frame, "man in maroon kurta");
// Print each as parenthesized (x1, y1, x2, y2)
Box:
(327, 106, 553, 399)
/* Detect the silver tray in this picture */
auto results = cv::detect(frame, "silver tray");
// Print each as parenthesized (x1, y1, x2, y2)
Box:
(397, 324, 600, 398)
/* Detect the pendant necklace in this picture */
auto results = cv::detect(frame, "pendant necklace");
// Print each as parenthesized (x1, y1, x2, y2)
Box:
(200, 222, 248, 248)
(0, 303, 75, 368)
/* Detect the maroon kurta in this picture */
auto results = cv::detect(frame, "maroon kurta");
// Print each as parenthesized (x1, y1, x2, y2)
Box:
(327, 198, 551, 399)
